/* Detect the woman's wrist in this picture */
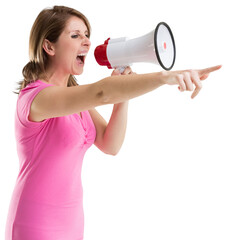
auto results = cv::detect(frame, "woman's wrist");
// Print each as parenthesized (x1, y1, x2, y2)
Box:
(158, 71, 168, 85)
(113, 101, 129, 110)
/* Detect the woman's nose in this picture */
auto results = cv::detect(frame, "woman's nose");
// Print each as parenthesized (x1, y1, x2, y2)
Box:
(82, 36, 91, 47)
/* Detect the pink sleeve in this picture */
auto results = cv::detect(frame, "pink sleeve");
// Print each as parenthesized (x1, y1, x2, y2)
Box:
(16, 82, 52, 128)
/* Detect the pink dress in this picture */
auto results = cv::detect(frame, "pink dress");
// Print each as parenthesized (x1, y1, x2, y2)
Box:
(5, 80, 96, 240)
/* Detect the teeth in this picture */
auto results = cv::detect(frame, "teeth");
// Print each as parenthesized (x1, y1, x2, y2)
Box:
(77, 53, 87, 56)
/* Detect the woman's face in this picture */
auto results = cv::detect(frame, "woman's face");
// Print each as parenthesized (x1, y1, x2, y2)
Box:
(52, 16, 91, 76)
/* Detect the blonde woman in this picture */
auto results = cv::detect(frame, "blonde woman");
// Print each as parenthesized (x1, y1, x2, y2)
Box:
(5, 5, 221, 240)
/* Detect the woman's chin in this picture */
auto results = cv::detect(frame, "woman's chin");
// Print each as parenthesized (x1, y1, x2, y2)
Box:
(73, 68, 83, 76)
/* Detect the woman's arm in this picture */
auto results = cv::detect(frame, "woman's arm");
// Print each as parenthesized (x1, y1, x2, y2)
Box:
(102, 101, 129, 155)
(30, 70, 164, 122)
(87, 65, 222, 155)
(89, 68, 131, 155)
(95, 65, 222, 103)
(99, 68, 132, 155)
(88, 102, 128, 156)
(30, 65, 222, 122)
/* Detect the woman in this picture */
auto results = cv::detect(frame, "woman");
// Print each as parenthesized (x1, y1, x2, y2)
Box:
(5, 5, 221, 240)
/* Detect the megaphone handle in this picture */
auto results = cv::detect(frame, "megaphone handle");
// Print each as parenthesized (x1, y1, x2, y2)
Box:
(116, 66, 127, 74)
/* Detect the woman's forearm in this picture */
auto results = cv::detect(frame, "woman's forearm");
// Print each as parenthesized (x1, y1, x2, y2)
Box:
(102, 101, 129, 155)
(94, 72, 164, 105)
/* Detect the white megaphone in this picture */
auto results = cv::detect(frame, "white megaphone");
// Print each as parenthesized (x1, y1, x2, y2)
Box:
(94, 22, 176, 72)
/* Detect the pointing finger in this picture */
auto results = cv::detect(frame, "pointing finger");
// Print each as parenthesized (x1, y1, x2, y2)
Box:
(198, 65, 222, 76)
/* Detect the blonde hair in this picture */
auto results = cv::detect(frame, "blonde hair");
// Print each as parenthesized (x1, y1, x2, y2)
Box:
(14, 5, 91, 94)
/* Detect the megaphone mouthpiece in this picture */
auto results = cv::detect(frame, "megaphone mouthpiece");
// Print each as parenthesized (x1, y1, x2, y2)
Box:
(94, 38, 112, 68)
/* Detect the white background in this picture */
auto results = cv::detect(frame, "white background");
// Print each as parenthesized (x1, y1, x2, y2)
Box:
(0, 0, 226, 239)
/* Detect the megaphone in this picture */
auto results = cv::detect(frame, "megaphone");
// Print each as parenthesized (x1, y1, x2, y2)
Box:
(94, 22, 176, 72)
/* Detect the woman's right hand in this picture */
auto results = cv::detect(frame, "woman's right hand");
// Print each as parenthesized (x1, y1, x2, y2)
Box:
(161, 65, 222, 99)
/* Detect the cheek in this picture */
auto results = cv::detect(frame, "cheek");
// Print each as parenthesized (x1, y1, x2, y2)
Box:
(56, 40, 74, 58)
(56, 46, 75, 67)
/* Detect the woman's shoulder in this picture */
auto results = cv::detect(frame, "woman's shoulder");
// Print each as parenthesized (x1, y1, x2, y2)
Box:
(18, 80, 53, 98)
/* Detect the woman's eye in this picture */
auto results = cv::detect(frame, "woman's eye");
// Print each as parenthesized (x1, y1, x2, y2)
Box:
(71, 34, 89, 39)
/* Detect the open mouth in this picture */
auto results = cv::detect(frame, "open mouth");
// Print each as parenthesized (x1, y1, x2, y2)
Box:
(76, 53, 87, 64)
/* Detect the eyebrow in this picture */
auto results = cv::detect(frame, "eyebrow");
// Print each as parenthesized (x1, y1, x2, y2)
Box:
(70, 30, 88, 34)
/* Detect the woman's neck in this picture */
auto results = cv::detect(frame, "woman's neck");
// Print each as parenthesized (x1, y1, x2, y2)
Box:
(42, 64, 69, 87)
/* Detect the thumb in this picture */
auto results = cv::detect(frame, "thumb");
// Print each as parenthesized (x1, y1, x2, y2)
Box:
(111, 69, 121, 76)
(200, 73, 209, 80)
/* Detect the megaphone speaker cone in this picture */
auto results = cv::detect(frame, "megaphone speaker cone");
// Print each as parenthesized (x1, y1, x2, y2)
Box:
(154, 22, 176, 70)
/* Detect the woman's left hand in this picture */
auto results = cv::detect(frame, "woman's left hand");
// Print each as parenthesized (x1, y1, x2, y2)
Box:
(111, 66, 136, 76)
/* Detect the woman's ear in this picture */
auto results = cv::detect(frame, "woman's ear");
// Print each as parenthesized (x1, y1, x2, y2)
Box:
(43, 39, 55, 56)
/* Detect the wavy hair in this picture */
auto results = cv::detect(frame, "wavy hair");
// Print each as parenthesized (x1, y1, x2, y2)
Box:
(14, 5, 91, 94)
